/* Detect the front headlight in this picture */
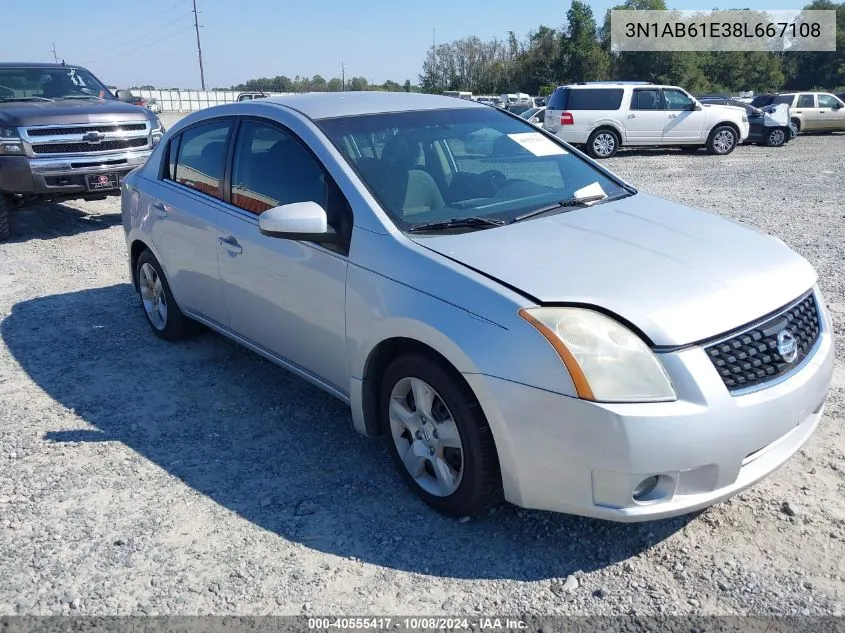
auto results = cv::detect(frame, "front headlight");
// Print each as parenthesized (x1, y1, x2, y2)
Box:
(742, 114, 748, 123)
(0, 127, 23, 154)
(149, 117, 164, 147)
(519, 307, 676, 403)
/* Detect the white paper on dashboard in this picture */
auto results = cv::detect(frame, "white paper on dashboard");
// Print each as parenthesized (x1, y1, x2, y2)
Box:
(573, 182, 607, 201)
(506, 132, 568, 156)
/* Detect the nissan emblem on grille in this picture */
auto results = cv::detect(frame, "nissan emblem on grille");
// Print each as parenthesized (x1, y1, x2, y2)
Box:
(777, 329, 798, 363)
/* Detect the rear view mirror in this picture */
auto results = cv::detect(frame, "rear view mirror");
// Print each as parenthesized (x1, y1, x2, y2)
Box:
(258, 201, 339, 242)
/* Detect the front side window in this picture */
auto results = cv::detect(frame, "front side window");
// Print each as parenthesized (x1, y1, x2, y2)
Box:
(797, 94, 815, 108)
(0, 66, 114, 102)
(818, 94, 841, 108)
(173, 120, 232, 200)
(663, 89, 694, 110)
(230, 120, 327, 215)
(317, 107, 623, 230)
(631, 89, 662, 110)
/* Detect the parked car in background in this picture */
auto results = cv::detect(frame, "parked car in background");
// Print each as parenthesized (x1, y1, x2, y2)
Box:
(0, 63, 162, 240)
(116, 89, 146, 108)
(837, 92, 845, 104)
(121, 92, 832, 522)
(698, 97, 793, 147)
(506, 102, 533, 116)
(544, 82, 750, 158)
(519, 105, 546, 127)
(237, 92, 266, 102)
(147, 97, 162, 114)
(769, 92, 845, 133)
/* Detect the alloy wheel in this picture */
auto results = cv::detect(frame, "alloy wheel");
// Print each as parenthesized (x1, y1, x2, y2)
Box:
(768, 129, 785, 146)
(388, 377, 464, 497)
(139, 262, 168, 331)
(593, 132, 616, 157)
(713, 130, 735, 154)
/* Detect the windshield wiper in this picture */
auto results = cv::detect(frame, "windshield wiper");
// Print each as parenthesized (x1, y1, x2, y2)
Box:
(407, 216, 506, 233)
(511, 188, 635, 224)
(0, 96, 53, 102)
(60, 95, 103, 100)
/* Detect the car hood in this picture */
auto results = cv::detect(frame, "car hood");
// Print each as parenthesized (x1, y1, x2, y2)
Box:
(410, 192, 817, 346)
(0, 99, 153, 127)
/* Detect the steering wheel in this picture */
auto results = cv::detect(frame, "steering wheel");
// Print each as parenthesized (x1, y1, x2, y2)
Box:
(479, 169, 508, 194)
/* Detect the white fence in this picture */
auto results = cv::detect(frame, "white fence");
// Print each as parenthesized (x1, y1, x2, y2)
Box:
(136, 89, 291, 112)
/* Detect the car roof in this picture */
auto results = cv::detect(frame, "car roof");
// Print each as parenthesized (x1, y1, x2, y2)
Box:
(0, 62, 83, 68)
(261, 91, 484, 120)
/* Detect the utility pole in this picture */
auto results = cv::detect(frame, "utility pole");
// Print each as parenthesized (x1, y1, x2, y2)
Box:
(51, 43, 58, 63)
(341, 62, 345, 91)
(192, 0, 206, 90)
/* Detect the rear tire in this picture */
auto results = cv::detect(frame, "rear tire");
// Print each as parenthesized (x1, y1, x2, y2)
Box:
(0, 194, 12, 242)
(135, 249, 201, 341)
(706, 125, 738, 155)
(381, 354, 501, 517)
(790, 118, 802, 134)
(586, 128, 620, 159)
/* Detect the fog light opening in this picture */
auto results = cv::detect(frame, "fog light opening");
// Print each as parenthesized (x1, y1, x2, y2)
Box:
(632, 475, 659, 501)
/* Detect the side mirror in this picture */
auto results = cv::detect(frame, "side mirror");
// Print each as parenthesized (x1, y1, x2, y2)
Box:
(833, 102, 843, 110)
(258, 201, 338, 242)
(691, 102, 702, 111)
(116, 90, 133, 100)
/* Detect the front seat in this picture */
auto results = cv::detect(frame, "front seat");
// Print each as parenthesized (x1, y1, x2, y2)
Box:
(379, 135, 444, 217)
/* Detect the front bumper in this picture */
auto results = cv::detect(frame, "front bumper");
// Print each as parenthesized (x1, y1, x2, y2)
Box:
(0, 150, 152, 196)
(466, 292, 834, 522)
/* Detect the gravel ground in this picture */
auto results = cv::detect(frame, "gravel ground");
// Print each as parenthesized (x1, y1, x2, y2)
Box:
(0, 133, 843, 618)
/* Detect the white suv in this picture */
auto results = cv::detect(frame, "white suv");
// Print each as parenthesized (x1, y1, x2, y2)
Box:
(544, 82, 750, 158)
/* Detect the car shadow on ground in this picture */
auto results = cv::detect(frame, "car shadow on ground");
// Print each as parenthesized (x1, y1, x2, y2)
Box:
(2, 283, 697, 581)
(4, 201, 122, 243)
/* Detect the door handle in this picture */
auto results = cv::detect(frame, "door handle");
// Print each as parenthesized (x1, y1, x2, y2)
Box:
(151, 202, 167, 219)
(794, 110, 802, 113)
(819, 110, 827, 113)
(218, 235, 243, 255)
(627, 113, 636, 118)
(668, 114, 678, 118)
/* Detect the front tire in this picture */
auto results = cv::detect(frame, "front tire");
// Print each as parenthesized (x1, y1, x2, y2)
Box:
(706, 125, 738, 155)
(586, 128, 620, 159)
(135, 249, 200, 341)
(381, 354, 501, 517)
(765, 127, 787, 147)
(0, 194, 12, 242)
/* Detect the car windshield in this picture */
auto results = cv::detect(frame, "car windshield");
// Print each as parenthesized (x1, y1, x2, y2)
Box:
(317, 107, 625, 231)
(0, 66, 113, 101)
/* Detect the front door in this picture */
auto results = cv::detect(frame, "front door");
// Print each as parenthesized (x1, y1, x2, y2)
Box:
(216, 118, 351, 393)
(625, 88, 666, 142)
(661, 88, 706, 141)
(795, 93, 819, 130)
(817, 93, 845, 130)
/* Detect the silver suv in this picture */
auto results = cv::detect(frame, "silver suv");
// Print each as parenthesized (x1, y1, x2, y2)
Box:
(544, 82, 750, 158)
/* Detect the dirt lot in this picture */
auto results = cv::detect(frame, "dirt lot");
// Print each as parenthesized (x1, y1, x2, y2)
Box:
(0, 134, 843, 617)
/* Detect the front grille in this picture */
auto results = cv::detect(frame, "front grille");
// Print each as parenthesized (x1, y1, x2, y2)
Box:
(32, 138, 148, 155)
(27, 123, 147, 136)
(704, 292, 820, 392)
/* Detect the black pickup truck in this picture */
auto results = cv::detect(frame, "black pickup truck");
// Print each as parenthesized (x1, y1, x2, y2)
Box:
(0, 62, 163, 240)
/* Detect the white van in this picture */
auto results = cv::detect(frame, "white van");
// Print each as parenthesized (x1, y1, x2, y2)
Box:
(544, 82, 750, 158)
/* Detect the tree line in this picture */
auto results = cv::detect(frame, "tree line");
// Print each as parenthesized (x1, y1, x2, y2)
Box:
(226, 76, 416, 93)
(420, 0, 845, 95)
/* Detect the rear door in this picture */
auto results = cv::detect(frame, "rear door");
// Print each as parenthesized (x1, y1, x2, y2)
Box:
(625, 88, 665, 142)
(817, 93, 845, 130)
(146, 118, 233, 325)
(661, 88, 706, 141)
(794, 93, 819, 129)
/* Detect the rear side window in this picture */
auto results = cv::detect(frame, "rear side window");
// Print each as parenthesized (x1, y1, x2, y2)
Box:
(566, 88, 624, 110)
(797, 94, 815, 108)
(631, 89, 662, 110)
(173, 120, 232, 200)
(546, 87, 568, 110)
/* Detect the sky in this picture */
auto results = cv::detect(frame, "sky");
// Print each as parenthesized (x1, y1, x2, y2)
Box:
(5, 0, 807, 90)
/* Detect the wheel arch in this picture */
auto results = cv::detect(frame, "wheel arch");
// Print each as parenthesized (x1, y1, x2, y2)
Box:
(129, 238, 151, 290)
(590, 123, 624, 145)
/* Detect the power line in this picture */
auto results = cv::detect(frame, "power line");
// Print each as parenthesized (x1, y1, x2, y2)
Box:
(59, 0, 191, 52)
(77, 24, 194, 68)
(82, 10, 194, 59)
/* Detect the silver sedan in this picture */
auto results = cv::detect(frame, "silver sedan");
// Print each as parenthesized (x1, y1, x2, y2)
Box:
(121, 93, 834, 521)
